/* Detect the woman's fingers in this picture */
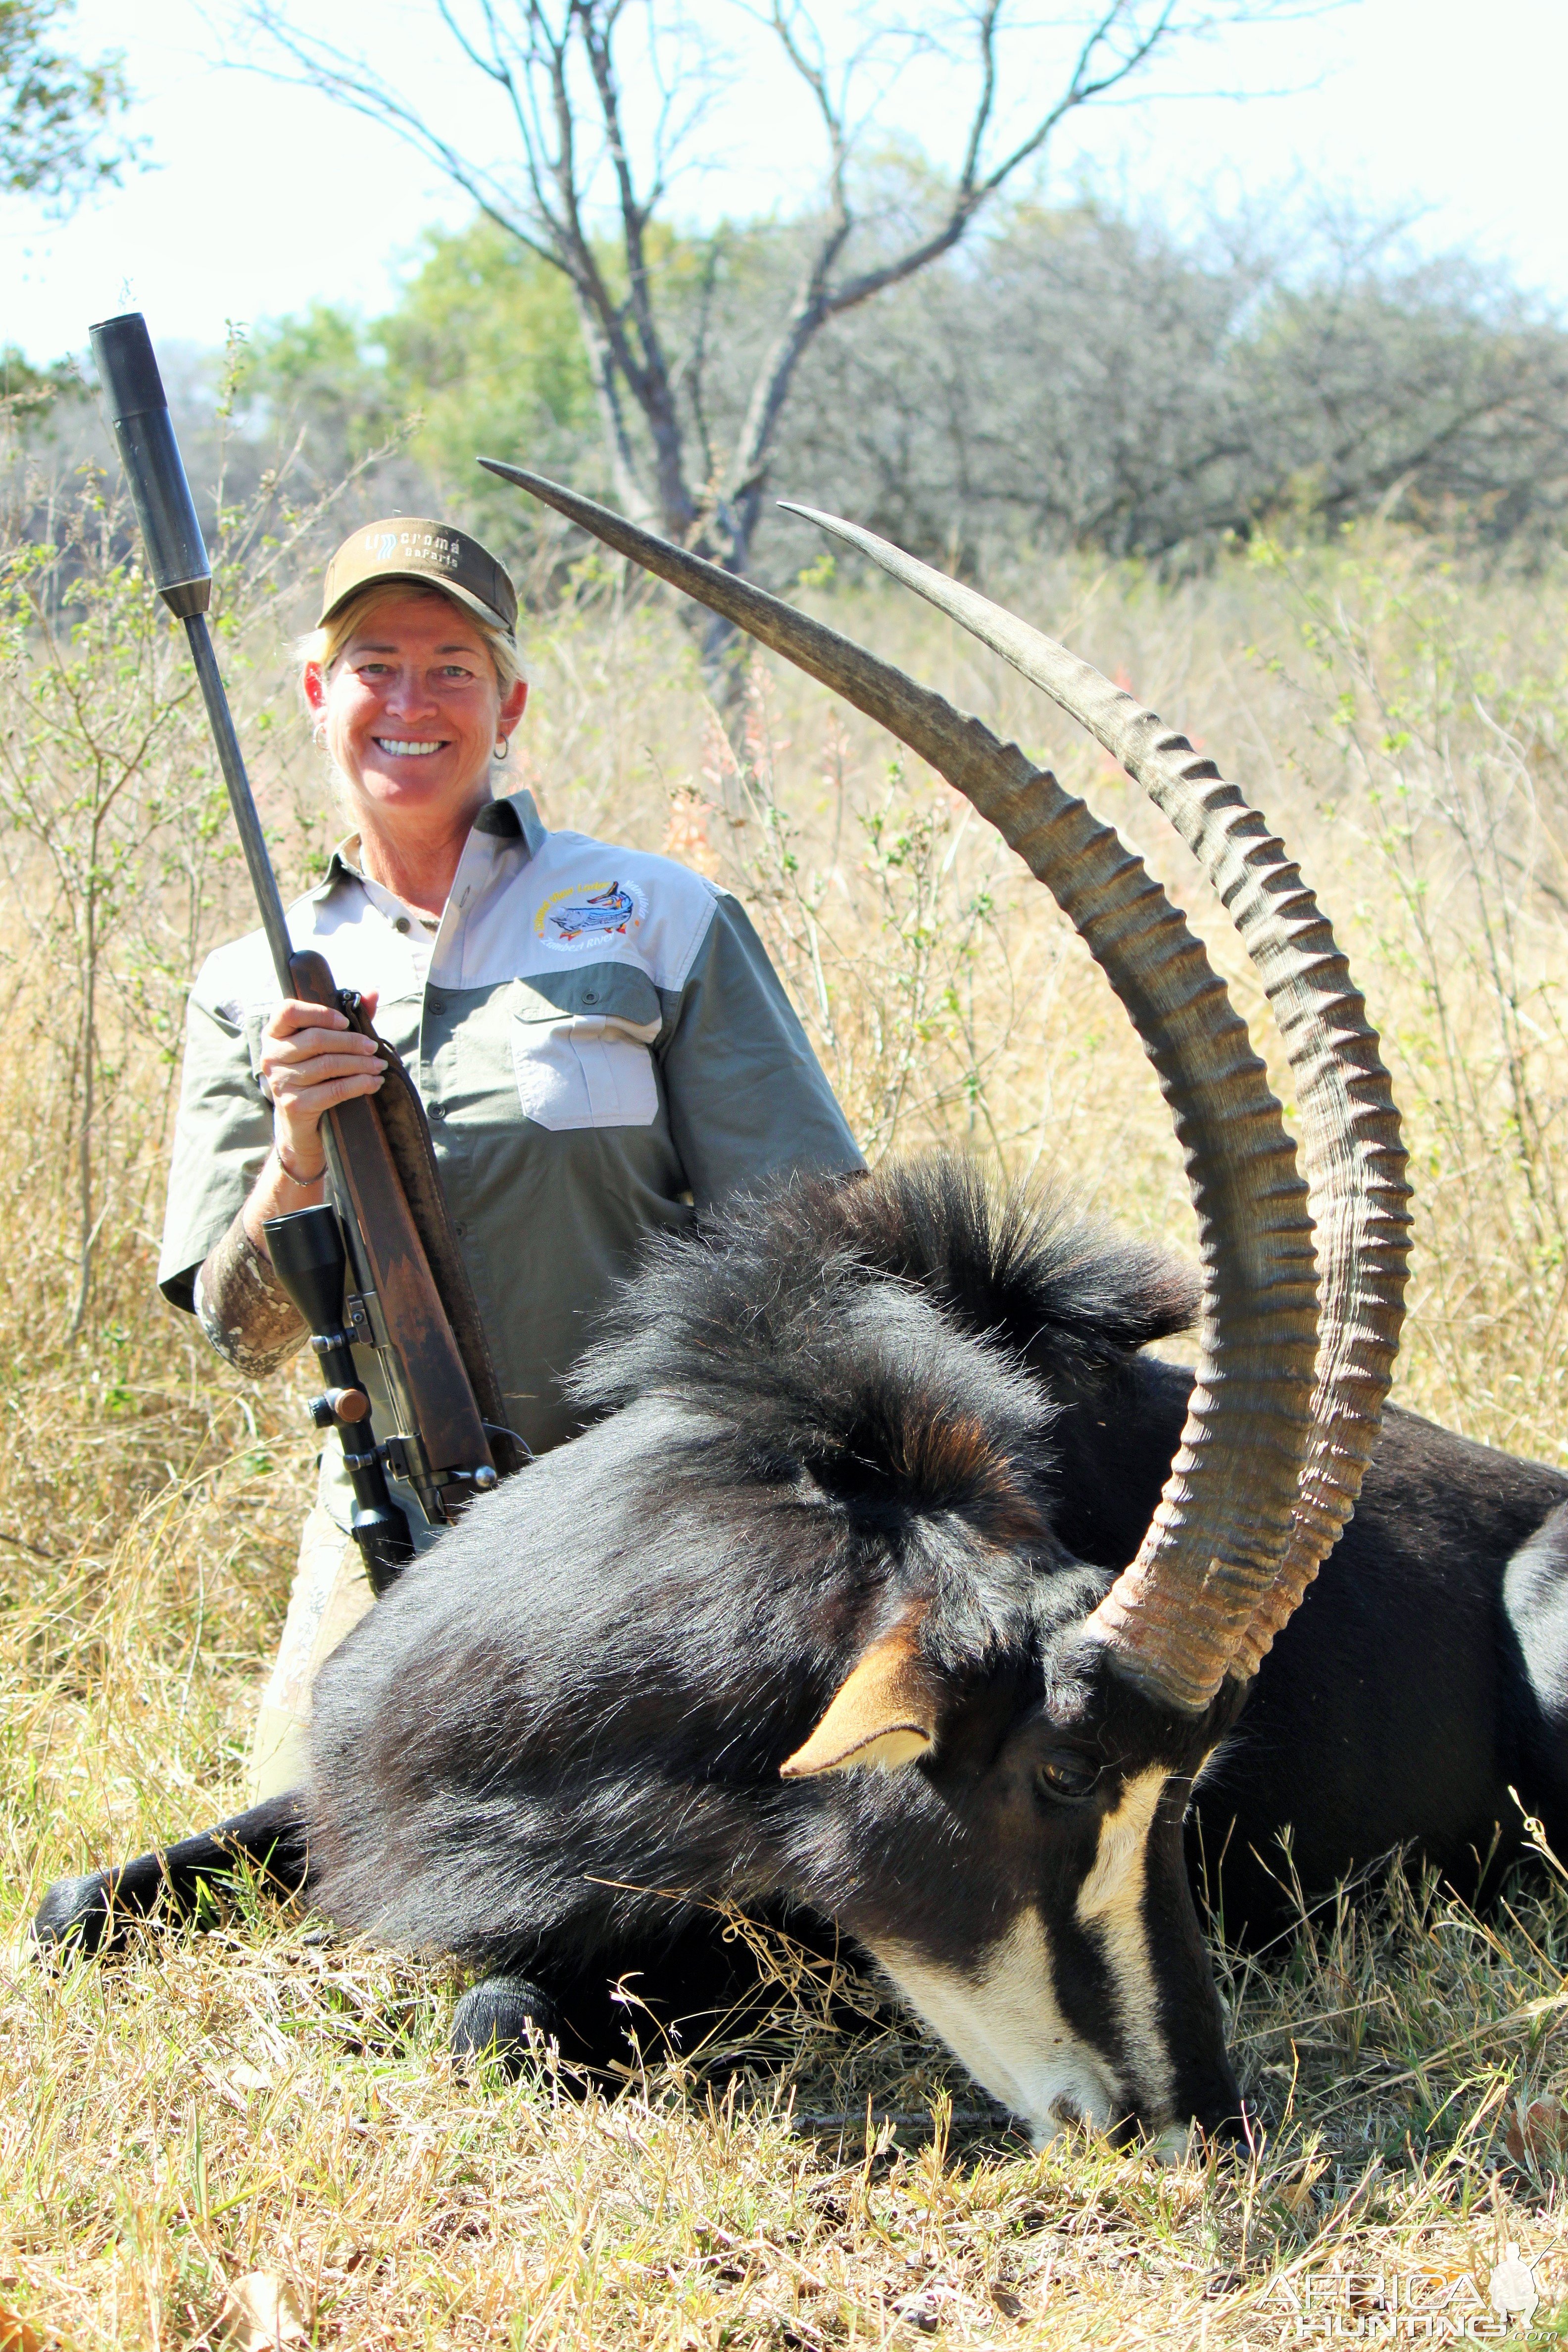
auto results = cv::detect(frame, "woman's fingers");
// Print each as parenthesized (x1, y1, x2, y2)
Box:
(277, 1068, 385, 1114)
(262, 1030, 383, 1120)
(265, 995, 389, 1171)
(270, 1046, 387, 1090)
(269, 991, 381, 1035)
(268, 995, 353, 1040)
(272, 1066, 384, 1175)
(272, 1071, 386, 1123)
(266, 1020, 380, 1068)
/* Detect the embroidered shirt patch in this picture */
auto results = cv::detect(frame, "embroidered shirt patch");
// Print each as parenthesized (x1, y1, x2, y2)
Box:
(536, 877, 646, 950)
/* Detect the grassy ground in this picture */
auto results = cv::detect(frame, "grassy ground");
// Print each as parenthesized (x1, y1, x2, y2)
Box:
(6, 1853, 1568, 2346)
(3, 523, 1568, 2346)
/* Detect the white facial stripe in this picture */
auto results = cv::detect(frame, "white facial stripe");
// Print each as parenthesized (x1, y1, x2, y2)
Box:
(874, 1911, 1120, 2146)
(1076, 1765, 1174, 2123)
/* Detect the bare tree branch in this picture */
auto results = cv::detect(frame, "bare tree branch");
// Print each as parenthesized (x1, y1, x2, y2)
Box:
(721, 0, 1237, 561)
(231, 0, 1334, 670)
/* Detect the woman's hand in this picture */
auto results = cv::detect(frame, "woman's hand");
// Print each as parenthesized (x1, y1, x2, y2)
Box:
(261, 993, 386, 1181)
(243, 992, 389, 1255)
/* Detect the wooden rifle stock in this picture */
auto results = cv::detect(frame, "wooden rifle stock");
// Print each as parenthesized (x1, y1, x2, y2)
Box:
(286, 952, 503, 1516)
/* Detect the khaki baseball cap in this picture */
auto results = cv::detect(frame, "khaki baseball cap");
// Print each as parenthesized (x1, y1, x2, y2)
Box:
(319, 517, 518, 637)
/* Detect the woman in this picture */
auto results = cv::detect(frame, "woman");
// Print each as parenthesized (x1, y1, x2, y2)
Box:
(158, 516, 863, 1801)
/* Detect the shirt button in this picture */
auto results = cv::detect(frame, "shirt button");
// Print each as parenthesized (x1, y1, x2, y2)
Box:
(393, 916, 411, 934)
(427, 993, 448, 1015)
(428, 1102, 446, 1121)
(582, 989, 598, 1004)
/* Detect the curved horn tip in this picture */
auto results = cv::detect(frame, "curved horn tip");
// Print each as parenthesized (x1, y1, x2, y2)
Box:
(479, 456, 550, 495)
(778, 499, 865, 540)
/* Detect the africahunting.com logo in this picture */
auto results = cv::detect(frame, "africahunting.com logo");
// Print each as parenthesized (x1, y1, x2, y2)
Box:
(1260, 2247, 1541, 2340)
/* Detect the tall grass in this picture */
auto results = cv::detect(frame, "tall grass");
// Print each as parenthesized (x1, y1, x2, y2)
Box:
(2, 504, 1566, 2345)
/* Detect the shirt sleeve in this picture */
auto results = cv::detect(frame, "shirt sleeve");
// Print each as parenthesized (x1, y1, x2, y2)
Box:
(658, 892, 864, 1212)
(156, 971, 273, 1313)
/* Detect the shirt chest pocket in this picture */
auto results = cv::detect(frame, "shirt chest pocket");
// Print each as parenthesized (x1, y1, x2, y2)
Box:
(511, 968, 663, 1132)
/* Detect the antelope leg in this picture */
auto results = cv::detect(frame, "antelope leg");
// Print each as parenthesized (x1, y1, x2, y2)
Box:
(31, 1788, 310, 1958)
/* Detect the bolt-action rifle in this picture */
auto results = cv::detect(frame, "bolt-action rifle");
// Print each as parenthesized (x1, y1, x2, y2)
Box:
(91, 311, 514, 1593)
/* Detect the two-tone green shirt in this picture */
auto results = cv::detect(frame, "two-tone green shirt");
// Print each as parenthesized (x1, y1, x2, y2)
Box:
(158, 787, 864, 1539)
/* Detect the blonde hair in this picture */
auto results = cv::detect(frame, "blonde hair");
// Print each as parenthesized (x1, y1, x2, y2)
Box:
(297, 578, 527, 698)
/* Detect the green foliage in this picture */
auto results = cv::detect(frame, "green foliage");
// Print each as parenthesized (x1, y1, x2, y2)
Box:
(232, 187, 1568, 595)
(243, 298, 396, 455)
(385, 219, 599, 544)
(0, 0, 139, 211)
(0, 342, 85, 409)
(244, 220, 596, 552)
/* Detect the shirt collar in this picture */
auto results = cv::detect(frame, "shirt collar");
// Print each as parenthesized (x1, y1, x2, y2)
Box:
(475, 787, 548, 855)
(308, 786, 547, 902)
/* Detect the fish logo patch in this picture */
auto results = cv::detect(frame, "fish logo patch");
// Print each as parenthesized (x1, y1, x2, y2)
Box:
(536, 877, 646, 950)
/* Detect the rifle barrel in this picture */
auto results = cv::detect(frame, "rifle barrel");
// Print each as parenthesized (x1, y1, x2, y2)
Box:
(90, 311, 296, 995)
(182, 614, 295, 995)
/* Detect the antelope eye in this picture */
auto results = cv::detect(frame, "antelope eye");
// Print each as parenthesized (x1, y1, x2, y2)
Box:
(1036, 1749, 1100, 1804)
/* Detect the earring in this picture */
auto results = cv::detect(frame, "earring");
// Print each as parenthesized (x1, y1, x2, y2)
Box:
(493, 735, 510, 761)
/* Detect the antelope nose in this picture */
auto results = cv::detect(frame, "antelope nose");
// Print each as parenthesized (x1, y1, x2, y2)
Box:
(1190, 2077, 1250, 2146)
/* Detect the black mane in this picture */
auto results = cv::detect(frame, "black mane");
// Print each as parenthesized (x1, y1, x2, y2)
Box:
(576, 1152, 1203, 1421)
(564, 1157, 1198, 1550)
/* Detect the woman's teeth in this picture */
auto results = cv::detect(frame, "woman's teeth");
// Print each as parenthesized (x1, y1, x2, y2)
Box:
(375, 739, 443, 757)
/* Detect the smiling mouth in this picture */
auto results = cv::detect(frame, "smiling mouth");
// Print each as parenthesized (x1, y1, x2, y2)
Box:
(374, 738, 446, 757)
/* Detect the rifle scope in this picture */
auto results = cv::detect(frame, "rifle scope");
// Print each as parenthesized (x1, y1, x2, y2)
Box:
(264, 1208, 414, 1594)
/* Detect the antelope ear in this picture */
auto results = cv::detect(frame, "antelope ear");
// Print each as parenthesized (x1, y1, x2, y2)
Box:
(781, 1614, 946, 1778)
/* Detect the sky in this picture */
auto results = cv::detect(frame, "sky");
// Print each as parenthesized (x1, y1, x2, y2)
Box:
(5, 0, 1567, 369)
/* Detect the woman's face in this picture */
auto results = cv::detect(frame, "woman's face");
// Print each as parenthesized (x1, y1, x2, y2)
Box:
(304, 590, 528, 832)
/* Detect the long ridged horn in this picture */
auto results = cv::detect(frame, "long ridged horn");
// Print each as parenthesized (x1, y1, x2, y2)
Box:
(780, 505, 1411, 1672)
(480, 457, 1317, 1713)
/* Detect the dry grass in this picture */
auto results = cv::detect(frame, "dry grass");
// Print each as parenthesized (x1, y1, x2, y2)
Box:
(3, 522, 1568, 2346)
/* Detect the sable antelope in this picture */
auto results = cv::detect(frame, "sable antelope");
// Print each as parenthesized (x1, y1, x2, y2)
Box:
(35, 485, 1568, 2145)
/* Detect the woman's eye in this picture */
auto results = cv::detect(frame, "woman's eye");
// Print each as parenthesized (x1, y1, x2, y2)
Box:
(1036, 1750, 1100, 1803)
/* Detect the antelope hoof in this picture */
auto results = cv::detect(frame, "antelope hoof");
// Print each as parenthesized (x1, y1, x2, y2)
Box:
(450, 1975, 562, 2078)
(32, 1870, 116, 1960)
